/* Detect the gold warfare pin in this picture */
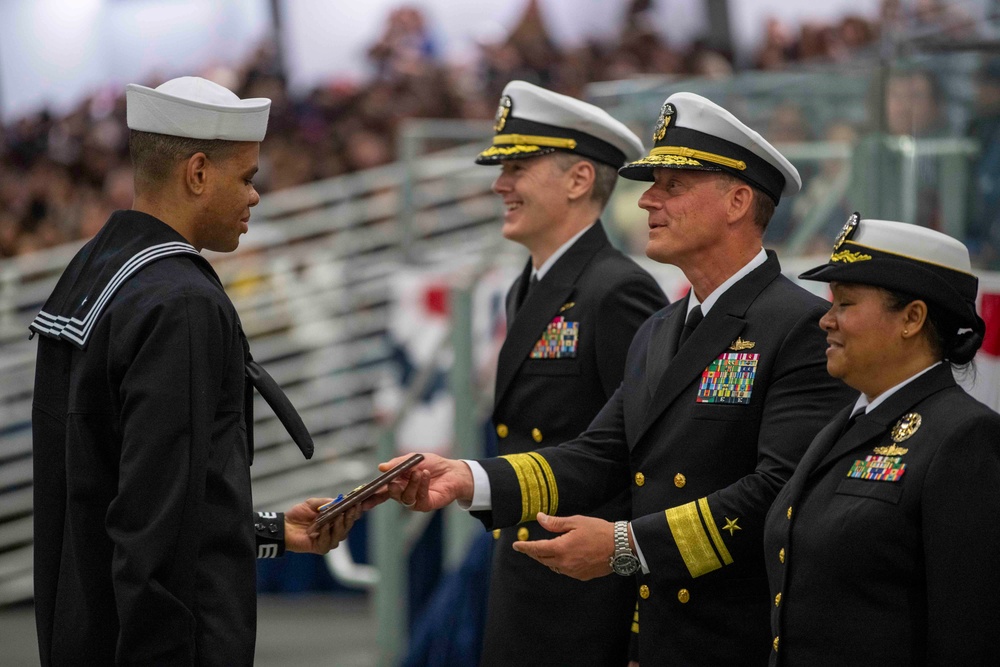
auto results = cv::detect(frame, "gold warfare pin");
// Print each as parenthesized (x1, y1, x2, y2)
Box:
(729, 337, 755, 351)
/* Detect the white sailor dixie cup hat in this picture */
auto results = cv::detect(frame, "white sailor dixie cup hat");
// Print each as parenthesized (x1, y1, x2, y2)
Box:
(126, 76, 271, 142)
(618, 92, 801, 205)
(475, 80, 644, 168)
(799, 214, 985, 336)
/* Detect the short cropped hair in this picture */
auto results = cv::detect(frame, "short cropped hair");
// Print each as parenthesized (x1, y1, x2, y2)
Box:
(129, 130, 241, 193)
(549, 152, 619, 208)
(714, 172, 776, 231)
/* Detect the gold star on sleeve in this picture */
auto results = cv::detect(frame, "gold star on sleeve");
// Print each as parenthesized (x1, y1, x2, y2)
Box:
(723, 517, 742, 536)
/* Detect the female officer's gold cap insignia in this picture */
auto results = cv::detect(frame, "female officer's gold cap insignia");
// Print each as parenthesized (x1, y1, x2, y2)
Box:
(799, 216, 984, 339)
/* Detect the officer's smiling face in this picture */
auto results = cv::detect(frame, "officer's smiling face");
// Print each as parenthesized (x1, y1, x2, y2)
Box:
(492, 154, 572, 250)
(638, 168, 730, 269)
(820, 282, 906, 395)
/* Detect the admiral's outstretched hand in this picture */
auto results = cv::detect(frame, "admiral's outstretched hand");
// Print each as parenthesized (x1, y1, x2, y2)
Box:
(379, 453, 475, 511)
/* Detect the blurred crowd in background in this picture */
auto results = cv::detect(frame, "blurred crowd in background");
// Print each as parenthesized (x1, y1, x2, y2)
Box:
(2, 0, 999, 264)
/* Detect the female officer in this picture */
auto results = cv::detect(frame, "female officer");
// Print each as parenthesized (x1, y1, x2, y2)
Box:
(763, 214, 1000, 666)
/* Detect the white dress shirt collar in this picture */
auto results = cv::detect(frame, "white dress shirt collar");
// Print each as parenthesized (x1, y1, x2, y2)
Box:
(687, 248, 768, 317)
(532, 223, 595, 281)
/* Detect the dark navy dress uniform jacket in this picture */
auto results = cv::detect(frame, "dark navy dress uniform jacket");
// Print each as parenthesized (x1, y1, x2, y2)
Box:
(475, 251, 854, 665)
(481, 222, 667, 667)
(764, 363, 1000, 666)
(32, 211, 264, 666)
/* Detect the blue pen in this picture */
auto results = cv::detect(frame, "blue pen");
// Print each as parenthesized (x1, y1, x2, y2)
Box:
(318, 493, 345, 512)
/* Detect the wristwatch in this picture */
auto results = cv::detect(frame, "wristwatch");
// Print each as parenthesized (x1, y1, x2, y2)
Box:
(609, 520, 640, 576)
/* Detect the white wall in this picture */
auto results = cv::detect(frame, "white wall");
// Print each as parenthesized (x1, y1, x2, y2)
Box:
(0, 0, 270, 121)
(0, 0, 938, 122)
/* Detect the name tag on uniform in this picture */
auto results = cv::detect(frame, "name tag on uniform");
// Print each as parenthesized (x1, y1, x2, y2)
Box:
(696, 352, 759, 404)
(847, 455, 906, 482)
(530, 316, 579, 359)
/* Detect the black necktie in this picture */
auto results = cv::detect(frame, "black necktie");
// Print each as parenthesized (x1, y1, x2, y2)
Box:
(677, 305, 704, 350)
(518, 274, 539, 313)
(840, 411, 862, 438)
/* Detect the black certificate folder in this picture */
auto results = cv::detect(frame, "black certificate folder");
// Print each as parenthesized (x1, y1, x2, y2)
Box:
(311, 454, 425, 530)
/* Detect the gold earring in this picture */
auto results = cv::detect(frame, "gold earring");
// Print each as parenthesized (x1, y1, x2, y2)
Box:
(903, 329, 909, 336)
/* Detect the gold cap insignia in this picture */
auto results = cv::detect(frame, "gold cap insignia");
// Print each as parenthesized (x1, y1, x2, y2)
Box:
(652, 102, 675, 143)
(890, 412, 921, 443)
(494, 95, 512, 133)
(729, 337, 755, 351)
(559, 302, 575, 313)
(832, 212, 860, 252)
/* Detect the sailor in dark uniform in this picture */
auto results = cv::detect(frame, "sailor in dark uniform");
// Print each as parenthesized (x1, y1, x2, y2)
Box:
(474, 80, 667, 666)
(764, 216, 1000, 666)
(30, 77, 362, 666)
(385, 92, 854, 665)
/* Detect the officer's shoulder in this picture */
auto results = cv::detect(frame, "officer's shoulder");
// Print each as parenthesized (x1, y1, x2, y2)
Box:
(588, 245, 658, 285)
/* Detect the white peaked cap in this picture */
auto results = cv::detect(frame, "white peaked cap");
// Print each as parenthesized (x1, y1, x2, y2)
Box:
(620, 92, 801, 204)
(126, 76, 270, 142)
(476, 80, 644, 167)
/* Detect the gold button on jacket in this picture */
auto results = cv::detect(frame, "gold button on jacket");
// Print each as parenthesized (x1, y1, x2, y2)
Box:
(774, 592, 781, 606)
(673, 473, 686, 488)
(639, 585, 650, 599)
(634, 472, 645, 487)
(677, 589, 690, 604)
(517, 527, 529, 541)
(496, 423, 508, 438)
(531, 428, 543, 443)
(779, 548, 785, 563)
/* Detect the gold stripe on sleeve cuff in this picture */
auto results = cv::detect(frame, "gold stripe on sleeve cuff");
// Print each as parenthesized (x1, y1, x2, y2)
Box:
(698, 497, 734, 566)
(500, 452, 558, 523)
(526, 451, 558, 516)
(666, 500, 723, 578)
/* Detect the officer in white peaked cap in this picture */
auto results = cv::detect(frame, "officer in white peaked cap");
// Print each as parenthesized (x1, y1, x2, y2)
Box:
(29, 76, 365, 666)
(764, 215, 998, 665)
(379, 88, 853, 666)
(462, 80, 667, 667)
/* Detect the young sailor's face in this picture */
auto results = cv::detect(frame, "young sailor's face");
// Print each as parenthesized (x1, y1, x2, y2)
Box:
(196, 142, 260, 252)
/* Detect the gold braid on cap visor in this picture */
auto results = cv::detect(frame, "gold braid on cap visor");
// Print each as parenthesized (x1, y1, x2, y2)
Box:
(492, 134, 578, 150)
(648, 146, 747, 171)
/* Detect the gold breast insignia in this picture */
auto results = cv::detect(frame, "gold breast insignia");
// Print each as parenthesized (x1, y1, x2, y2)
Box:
(729, 337, 755, 351)
(874, 413, 921, 455)
(891, 413, 921, 442)
(559, 302, 575, 313)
